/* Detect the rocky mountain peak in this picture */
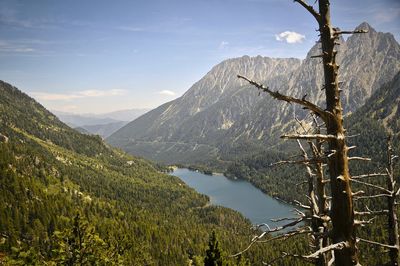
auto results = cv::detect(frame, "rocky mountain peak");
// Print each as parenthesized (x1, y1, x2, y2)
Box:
(355, 22, 376, 33)
(108, 22, 400, 165)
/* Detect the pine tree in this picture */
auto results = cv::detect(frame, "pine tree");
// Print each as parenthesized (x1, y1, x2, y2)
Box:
(204, 231, 224, 266)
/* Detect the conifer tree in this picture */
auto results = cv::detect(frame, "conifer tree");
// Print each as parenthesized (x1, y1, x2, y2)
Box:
(204, 231, 224, 266)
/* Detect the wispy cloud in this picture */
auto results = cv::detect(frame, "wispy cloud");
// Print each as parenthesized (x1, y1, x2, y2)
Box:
(158, 90, 176, 96)
(116, 26, 145, 32)
(374, 7, 400, 24)
(0, 7, 57, 30)
(275, 31, 305, 44)
(31, 89, 127, 101)
(219, 41, 229, 49)
(0, 40, 35, 53)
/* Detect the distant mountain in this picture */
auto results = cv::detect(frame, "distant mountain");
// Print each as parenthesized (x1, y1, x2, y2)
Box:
(53, 111, 121, 127)
(78, 121, 128, 138)
(95, 108, 150, 121)
(0, 80, 273, 264)
(108, 22, 400, 166)
(54, 109, 148, 138)
(53, 108, 149, 127)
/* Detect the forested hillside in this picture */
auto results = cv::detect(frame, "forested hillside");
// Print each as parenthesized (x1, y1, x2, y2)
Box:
(0, 80, 309, 265)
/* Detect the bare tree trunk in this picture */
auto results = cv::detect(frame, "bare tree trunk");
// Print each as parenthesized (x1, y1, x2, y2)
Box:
(387, 135, 399, 266)
(317, 1, 357, 265)
(238, 1, 362, 263)
(309, 138, 329, 265)
(297, 138, 328, 266)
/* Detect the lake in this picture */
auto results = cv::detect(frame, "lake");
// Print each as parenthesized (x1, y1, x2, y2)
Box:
(173, 168, 296, 229)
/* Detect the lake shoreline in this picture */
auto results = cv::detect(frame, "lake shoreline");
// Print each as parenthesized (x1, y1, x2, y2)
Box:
(174, 167, 294, 207)
(172, 168, 295, 227)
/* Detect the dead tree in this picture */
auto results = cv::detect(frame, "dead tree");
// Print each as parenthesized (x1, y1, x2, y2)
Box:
(297, 117, 330, 266)
(386, 135, 399, 265)
(355, 136, 400, 265)
(237, 0, 369, 264)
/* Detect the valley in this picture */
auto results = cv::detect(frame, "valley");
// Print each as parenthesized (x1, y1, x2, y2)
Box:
(1, 0, 399, 265)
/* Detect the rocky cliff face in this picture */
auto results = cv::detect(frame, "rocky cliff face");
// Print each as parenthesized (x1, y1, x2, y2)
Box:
(108, 22, 400, 165)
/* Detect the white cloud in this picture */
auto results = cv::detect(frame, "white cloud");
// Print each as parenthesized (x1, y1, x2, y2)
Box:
(275, 31, 305, 44)
(31, 89, 127, 101)
(158, 90, 176, 96)
(219, 41, 229, 49)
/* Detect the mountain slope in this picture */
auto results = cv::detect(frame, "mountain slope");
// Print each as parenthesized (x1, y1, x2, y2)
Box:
(108, 56, 302, 164)
(345, 70, 400, 163)
(108, 22, 400, 166)
(0, 80, 291, 264)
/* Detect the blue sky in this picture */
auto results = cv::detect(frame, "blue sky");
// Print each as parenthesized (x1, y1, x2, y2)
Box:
(1, 0, 399, 113)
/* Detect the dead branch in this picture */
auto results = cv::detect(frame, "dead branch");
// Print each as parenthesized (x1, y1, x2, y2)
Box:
(354, 193, 391, 200)
(257, 227, 311, 243)
(310, 54, 325, 59)
(281, 133, 339, 140)
(357, 238, 398, 250)
(350, 178, 391, 194)
(354, 209, 389, 216)
(270, 158, 325, 166)
(237, 74, 329, 121)
(305, 241, 349, 259)
(293, 0, 321, 22)
(231, 219, 306, 257)
(267, 217, 305, 233)
(348, 156, 371, 161)
(293, 200, 311, 209)
(333, 29, 368, 36)
(270, 217, 299, 222)
(279, 241, 348, 262)
(327, 251, 335, 266)
(354, 217, 376, 227)
(351, 173, 387, 179)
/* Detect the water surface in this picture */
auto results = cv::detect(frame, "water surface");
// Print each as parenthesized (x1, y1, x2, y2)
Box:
(173, 168, 295, 228)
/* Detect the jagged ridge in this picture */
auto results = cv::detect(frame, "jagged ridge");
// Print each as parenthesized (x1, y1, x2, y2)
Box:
(108, 22, 400, 166)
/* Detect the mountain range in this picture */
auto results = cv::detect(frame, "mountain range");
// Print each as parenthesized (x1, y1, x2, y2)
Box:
(53, 109, 149, 138)
(107, 22, 400, 166)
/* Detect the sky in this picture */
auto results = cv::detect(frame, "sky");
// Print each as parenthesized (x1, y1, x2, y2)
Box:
(0, 0, 399, 114)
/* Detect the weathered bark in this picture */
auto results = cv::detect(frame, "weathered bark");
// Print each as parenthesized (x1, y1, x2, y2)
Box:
(317, 1, 357, 265)
(387, 135, 399, 266)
